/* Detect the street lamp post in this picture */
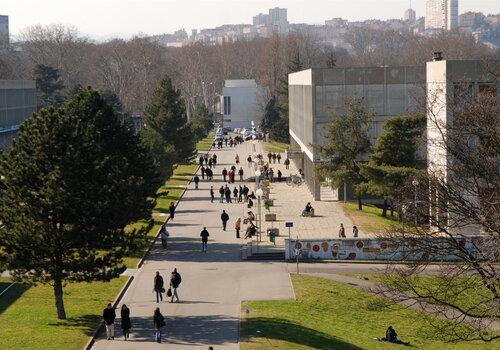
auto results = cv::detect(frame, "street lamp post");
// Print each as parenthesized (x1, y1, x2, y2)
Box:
(255, 169, 262, 243)
(412, 179, 419, 226)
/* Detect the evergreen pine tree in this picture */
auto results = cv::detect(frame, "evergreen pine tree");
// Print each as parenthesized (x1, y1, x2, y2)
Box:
(144, 75, 196, 163)
(0, 87, 156, 319)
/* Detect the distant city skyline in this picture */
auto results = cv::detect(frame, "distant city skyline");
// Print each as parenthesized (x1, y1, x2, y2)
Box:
(1, 0, 498, 39)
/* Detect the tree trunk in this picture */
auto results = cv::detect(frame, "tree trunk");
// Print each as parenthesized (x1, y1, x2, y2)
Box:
(357, 196, 363, 211)
(53, 278, 67, 320)
(382, 199, 388, 217)
(390, 201, 394, 217)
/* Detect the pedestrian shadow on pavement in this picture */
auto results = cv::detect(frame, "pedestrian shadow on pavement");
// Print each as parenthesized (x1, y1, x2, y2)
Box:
(148, 239, 242, 263)
(107, 314, 239, 345)
(240, 317, 364, 350)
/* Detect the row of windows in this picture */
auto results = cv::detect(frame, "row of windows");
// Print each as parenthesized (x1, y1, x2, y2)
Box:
(223, 96, 231, 115)
(0, 107, 36, 128)
(0, 89, 37, 108)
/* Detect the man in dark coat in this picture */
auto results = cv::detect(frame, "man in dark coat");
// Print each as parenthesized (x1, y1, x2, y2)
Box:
(222, 168, 228, 182)
(169, 268, 182, 303)
(221, 210, 229, 231)
(238, 167, 244, 181)
(169, 202, 176, 220)
(200, 227, 210, 252)
(154, 271, 164, 303)
(193, 175, 200, 189)
(102, 303, 116, 340)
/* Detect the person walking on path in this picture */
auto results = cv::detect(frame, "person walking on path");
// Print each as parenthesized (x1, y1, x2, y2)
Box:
(222, 168, 228, 182)
(238, 185, 243, 202)
(235, 217, 241, 238)
(225, 186, 232, 203)
(243, 185, 249, 202)
(221, 210, 229, 231)
(204, 156, 209, 166)
(201, 166, 206, 180)
(212, 154, 217, 167)
(120, 304, 131, 341)
(169, 202, 176, 220)
(169, 268, 182, 303)
(247, 155, 252, 168)
(339, 223, 346, 238)
(284, 158, 290, 170)
(233, 187, 238, 202)
(210, 186, 215, 203)
(272, 153, 277, 163)
(267, 152, 272, 163)
(194, 175, 200, 189)
(238, 167, 244, 181)
(153, 308, 165, 343)
(228, 170, 235, 183)
(200, 227, 210, 252)
(277, 169, 282, 182)
(353, 225, 359, 238)
(154, 271, 164, 303)
(199, 156, 204, 167)
(235, 154, 240, 164)
(208, 158, 213, 169)
(277, 153, 281, 163)
(102, 303, 116, 340)
(160, 223, 169, 249)
(219, 186, 224, 203)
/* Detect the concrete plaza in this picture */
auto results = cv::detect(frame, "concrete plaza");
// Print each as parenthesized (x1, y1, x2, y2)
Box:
(91, 140, 294, 350)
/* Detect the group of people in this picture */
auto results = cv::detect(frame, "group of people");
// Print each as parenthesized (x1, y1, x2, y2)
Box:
(338, 223, 359, 238)
(213, 135, 243, 149)
(221, 165, 244, 183)
(102, 268, 182, 343)
(266, 152, 282, 164)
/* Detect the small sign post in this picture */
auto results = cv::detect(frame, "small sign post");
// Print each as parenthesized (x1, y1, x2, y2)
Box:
(285, 221, 293, 241)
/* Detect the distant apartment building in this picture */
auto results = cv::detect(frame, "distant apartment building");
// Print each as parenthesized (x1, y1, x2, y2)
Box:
(425, 0, 458, 31)
(0, 15, 9, 46)
(405, 8, 417, 24)
(325, 18, 348, 28)
(220, 80, 264, 129)
(252, 7, 289, 34)
(0, 80, 37, 150)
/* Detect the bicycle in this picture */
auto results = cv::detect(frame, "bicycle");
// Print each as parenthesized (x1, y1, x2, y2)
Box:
(286, 174, 303, 186)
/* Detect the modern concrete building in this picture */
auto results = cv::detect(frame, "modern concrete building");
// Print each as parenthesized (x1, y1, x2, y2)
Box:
(220, 79, 264, 129)
(426, 58, 498, 234)
(0, 80, 37, 150)
(425, 0, 458, 31)
(288, 58, 498, 205)
(288, 66, 426, 200)
(0, 15, 9, 46)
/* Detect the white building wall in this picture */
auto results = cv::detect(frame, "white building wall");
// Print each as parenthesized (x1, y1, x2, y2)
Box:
(221, 80, 262, 129)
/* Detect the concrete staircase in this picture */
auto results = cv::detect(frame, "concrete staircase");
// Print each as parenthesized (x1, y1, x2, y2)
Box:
(320, 185, 337, 201)
(241, 241, 285, 261)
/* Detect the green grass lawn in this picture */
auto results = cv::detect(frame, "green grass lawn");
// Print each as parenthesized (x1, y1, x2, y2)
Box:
(263, 140, 289, 154)
(196, 132, 214, 152)
(0, 277, 127, 350)
(240, 274, 498, 350)
(341, 202, 402, 234)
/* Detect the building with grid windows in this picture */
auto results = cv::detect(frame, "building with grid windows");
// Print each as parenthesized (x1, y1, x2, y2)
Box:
(425, 0, 458, 31)
(0, 80, 37, 150)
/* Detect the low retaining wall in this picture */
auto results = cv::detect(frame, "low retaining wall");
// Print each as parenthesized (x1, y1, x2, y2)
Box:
(284, 236, 484, 261)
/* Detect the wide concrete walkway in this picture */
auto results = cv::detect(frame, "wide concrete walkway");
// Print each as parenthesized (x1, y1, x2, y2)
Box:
(92, 140, 294, 349)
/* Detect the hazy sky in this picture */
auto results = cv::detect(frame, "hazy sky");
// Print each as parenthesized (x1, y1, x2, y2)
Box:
(1, 0, 499, 39)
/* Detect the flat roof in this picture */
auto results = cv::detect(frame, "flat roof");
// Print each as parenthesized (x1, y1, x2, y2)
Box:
(0, 80, 36, 89)
(224, 79, 257, 88)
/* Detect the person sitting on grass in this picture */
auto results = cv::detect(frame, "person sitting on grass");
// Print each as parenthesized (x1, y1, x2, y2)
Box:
(379, 326, 410, 345)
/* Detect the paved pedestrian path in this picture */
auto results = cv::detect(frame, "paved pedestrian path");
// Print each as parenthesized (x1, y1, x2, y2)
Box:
(255, 146, 363, 245)
(92, 140, 294, 350)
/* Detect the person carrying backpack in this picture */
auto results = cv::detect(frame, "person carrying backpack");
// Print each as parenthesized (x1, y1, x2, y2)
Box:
(169, 268, 181, 303)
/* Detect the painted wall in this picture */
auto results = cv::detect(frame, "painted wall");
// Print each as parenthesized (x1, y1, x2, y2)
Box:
(285, 237, 483, 261)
